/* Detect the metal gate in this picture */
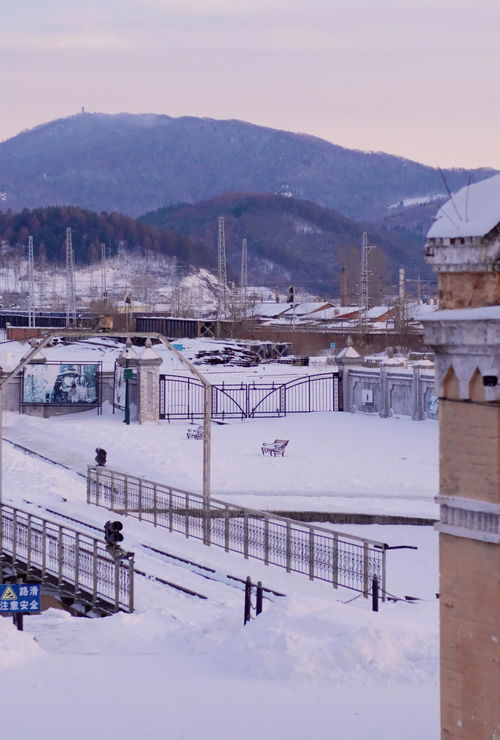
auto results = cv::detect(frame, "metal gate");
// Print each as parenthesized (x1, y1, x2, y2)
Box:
(159, 372, 340, 420)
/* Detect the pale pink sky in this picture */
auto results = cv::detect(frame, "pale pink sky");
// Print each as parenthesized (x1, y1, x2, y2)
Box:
(2, 0, 499, 169)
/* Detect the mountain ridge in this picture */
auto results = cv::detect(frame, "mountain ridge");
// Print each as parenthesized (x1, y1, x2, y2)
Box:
(0, 112, 496, 224)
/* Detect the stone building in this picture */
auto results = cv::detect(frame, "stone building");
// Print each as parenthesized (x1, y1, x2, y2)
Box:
(423, 174, 500, 739)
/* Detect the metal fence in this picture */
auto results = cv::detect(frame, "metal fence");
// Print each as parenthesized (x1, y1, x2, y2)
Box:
(159, 372, 340, 420)
(88, 466, 385, 597)
(0, 504, 134, 614)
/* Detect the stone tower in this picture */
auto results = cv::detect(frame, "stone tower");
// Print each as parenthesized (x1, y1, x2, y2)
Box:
(423, 174, 500, 739)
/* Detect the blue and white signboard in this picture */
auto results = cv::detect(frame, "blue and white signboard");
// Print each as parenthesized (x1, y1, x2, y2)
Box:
(0, 583, 41, 614)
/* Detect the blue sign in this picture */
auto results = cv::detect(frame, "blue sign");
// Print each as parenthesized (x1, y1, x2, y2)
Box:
(0, 583, 41, 614)
(330, 342, 336, 350)
(172, 343, 184, 351)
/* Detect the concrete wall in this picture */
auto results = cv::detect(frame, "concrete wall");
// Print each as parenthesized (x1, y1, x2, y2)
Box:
(341, 365, 437, 421)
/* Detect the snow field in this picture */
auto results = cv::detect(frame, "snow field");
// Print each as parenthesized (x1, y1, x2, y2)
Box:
(0, 340, 440, 739)
(1, 432, 439, 739)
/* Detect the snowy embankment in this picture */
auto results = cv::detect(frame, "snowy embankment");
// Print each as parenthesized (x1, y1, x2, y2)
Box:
(0, 430, 439, 739)
(0, 336, 440, 738)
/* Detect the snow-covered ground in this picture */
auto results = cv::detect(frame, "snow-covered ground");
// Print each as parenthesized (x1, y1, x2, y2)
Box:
(4, 404, 439, 518)
(0, 344, 440, 739)
(1, 437, 439, 739)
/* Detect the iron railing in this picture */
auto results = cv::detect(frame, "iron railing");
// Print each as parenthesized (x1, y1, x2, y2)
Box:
(88, 466, 385, 598)
(0, 504, 134, 613)
(159, 372, 340, 420)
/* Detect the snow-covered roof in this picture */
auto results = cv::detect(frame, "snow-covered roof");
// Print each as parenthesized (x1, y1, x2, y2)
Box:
(251, 302, 292, 318)
(427, 173, 500, 239)
(420, 305, 500, 322)
(297, 306, 358, 321)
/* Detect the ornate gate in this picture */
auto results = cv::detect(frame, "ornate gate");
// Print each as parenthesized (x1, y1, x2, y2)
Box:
(159, 372, 340, 420)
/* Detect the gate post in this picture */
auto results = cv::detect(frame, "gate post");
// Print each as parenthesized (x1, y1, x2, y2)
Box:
(136, 339, 162, 424)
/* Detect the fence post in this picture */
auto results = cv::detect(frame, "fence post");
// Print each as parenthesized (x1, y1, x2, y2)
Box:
(58, 526, 64, 585)
(308, 527, 315, 581)
(332, 533, 338, 588)
(381, 548, 387, 603)
(86, 466, 91, 504)
(185, 493, 190, 538)
(244, 576, 252, 625)
(138, 479, 143, 521)
(42, 520, 47, 577)
(115, 558, 120, 612)
(124, 474, 129, 513)
(286, 520, 291, 573)
(168, 488, 173, 532)
(92, 540, 98, 604)
(74, 533, 80, 592)
(224, 505, 230, 552)
(12, 509, 17, 562)
(243, 511, 249, 559)
(27, 513, 32, 569)
(128, 555, 135, 613)
(153, 484, 158, 527)
(362, 542, 369, 598)
(264, 515, 269, 565)
(95, 466, 101, 508)
(256, 581, 263, 616)
(372, 575, 379, 612)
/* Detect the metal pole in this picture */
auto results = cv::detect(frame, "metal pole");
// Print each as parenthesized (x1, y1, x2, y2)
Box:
(202, 383, 211, 545)
(124, 359, 130, 425)
(372, 575, 379, 612)
(244, 576, 252, 625)
(256, 581, 263, 616)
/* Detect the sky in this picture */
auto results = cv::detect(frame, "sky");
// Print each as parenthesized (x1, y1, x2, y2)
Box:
(1, 0, 499, 169)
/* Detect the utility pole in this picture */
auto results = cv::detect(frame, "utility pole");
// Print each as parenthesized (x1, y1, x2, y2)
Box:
(398, 267, 406, 330)
(27, 235, 35, 328)
(358, 232, 376, 331)
(240, 238, 248, 318)
(65, 228, 77, 327)
(340, 266, 348, 305)
(217, 216, 227, 320)
(101, 243, 108, 308)
(38, 243, 46, 311)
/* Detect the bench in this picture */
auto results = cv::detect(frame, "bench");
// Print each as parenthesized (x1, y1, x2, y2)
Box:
(186, 426, 204, 440)
(261, 439, 289, 457)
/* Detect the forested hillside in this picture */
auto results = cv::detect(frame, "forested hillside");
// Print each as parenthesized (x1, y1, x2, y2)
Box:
(0, 206, 211, 267)
(140, 192, 432, 294)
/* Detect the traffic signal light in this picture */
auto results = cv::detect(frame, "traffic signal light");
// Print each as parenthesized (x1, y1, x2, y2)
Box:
(104, 520, 123, 546)
(287, 285, 295, 303)
(95, 448, 107, 466)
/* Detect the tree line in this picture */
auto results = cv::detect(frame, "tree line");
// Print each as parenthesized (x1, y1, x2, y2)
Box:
(0, 206, 213, 268)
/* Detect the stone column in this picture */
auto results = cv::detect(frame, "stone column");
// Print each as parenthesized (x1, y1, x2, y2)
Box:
(411, 364, 424, 421)
(116, 339, 139, 422)
(335, 336, 363, 413)
(423, 187, 500, 739)
(136, 338, 162, 424)
(379, 364, 389, 418)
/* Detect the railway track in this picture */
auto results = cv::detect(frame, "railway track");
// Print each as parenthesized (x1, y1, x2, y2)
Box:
(6, 437, 286, 605)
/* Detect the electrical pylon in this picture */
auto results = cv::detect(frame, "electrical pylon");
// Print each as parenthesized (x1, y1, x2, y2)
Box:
(27, 235, 35, 328)
(217, 216, 227, 319)
(358, 231, 376, 330)
(65, 227, 77, 327)
(240, 238, 248, 316)
(101, 243, 108, 306)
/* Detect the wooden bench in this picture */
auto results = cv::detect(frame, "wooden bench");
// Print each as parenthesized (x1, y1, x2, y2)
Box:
(261, 439, 289, 457)
(186, 426, 204, 440)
